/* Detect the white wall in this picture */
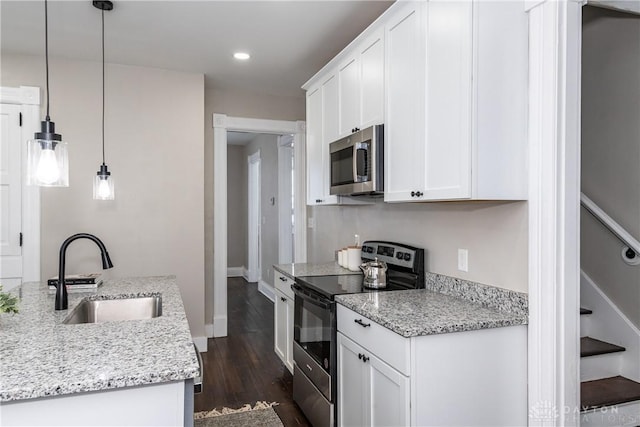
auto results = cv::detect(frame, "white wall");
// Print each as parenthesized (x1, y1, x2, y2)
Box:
(308, 201, 528, 293)
(1, 54, 206, 338)
(581, 6, 640, 327)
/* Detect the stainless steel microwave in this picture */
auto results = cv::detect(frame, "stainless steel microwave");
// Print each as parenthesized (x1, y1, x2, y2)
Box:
(329, 124, 383, 196)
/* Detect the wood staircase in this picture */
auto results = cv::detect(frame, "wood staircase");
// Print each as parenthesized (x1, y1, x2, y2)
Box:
(580, 308, 640, 419)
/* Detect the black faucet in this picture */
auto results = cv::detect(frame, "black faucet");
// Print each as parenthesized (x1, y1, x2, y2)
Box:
(56, 233, 114, 310)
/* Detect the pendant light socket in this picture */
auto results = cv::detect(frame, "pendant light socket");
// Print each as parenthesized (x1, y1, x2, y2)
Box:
(93, 1, 113, 11)
(35, 118, 62, 142)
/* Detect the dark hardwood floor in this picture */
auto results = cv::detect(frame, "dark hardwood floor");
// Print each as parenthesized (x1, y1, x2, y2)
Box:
(194, 277, 310, 426)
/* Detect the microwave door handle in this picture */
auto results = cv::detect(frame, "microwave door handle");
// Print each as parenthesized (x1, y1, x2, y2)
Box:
(352, 143, 359, 183)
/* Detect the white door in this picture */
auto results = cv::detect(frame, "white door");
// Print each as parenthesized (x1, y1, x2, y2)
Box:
(247, 151, 261, 283)
(277, 135, 294, 264)
(0, 104, 23, 288)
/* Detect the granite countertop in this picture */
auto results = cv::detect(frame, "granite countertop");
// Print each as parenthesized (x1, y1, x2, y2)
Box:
(274, 262, 359, 278)
(0, 276, 199, 403)
(336, 274, 528, 338)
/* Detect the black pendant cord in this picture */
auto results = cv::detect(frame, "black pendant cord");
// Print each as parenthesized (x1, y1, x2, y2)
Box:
(101, 8, 105, 166)
(44, 0, 50, 121)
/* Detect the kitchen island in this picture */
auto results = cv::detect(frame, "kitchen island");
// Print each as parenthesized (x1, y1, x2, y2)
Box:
(0, 276, 199, 426)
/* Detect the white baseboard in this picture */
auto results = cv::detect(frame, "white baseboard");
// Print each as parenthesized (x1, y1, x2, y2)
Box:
(212, 315, 227, 338)
(242, 268, 250, 282)
(258, 280, 275, 302)
(227, 266, 244, 277)
(581, 270, 640, 381)
(205, 323, 214, 338)
(192, 336, 208, 353)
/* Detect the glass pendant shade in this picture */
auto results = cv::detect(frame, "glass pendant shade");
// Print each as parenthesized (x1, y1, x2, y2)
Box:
(27, 119, 69, 187)
(93, 164, 114, 200)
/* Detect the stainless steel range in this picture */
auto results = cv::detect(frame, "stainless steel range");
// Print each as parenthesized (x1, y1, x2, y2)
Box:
(292, 241, 425, 427)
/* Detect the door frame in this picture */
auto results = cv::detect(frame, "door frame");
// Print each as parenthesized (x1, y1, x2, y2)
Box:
(526, 1, 582, 425)
(211, 114, 307, 337)
(246, 150, 261, 283)
(0, 86, 41, 286)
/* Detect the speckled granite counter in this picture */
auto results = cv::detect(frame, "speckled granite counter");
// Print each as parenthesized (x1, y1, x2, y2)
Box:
(274, 262, 358, 278)
(336, 277, 528, 338)
(0, 276, 199, 402)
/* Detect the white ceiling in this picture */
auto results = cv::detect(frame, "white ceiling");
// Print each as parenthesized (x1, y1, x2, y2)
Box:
(0, 1, 394, 99)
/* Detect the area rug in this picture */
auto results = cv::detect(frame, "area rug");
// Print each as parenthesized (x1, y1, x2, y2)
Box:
(194, 401, 283, 427)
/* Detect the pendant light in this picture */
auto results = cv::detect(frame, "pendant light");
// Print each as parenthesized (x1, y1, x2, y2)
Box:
(93, 0, 114, 200)
(27, 0, 69, 187)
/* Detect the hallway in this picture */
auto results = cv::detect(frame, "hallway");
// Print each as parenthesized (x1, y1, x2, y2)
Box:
(194, 278, 310, 426)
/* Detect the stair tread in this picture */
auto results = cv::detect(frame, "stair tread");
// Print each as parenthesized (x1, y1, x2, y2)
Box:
(581, 376, 640, 410)
(581, 337, 626, 357)
(580, 307, 593, 315)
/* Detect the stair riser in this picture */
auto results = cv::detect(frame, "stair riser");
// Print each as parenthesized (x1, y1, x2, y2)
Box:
(581, 401, 640, 427)
(581, 353, 624, 382)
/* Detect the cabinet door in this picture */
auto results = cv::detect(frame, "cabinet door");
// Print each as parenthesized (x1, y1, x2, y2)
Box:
(285, 296, 294, 373)
(322, 74, 339, 145)
(337, 333, 367, 427)
(368, 354, 410, 427)
(274, 290, 288, 366)
(359, 29, 384, 129)
(384, 2, 427, 202)
(306, 87, 324, 205)
(338, 56, 360, 137)
(423, 0, 472, 200)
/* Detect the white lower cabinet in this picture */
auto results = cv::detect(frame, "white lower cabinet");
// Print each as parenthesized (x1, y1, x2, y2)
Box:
(337, 304, 527, 426)
(274, 272, 295, 373)
(338, 332, 410, 427)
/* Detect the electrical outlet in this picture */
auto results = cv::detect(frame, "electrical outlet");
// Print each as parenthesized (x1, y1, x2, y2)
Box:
(458, 249, 469, 272)
(308, 217, 315, 228)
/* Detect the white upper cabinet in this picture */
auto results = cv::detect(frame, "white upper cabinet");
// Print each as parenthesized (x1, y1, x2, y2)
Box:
(384, 2, 425, 202)
(303, 0, 528, 204)
(306, 78, 339, 206)
(385, 0, 528, 202)
(338, 29, 385, 138)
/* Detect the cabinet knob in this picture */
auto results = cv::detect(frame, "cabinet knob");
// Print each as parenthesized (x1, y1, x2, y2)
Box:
(280, 297, 287, 302)
(411, 191, 423, 198)
(279, 276, 287, 282)
(362, 355, 369, 363)
(316, 199, 322, 203)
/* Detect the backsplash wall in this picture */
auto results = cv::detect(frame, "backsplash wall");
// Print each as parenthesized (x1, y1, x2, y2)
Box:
(307, 201, 528, 293)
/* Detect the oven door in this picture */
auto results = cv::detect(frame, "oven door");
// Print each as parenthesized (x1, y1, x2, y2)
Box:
(293, 284, 334, 374)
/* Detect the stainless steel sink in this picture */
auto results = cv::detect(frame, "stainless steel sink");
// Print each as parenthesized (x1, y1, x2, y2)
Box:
(63, 295, 162, 324)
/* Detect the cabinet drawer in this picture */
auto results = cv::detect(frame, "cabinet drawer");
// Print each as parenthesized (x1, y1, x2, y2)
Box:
(337, 304, 410, 375)
(275, 272, 294, 299)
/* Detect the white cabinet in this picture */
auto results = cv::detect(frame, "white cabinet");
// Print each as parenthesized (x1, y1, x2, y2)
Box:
(305, 85, 338, 206)
(337, 332, 410, 427)
(274, 271, 295, 373)
(384, 0, 528, 202)
(338, 29, 385, 138)
(337, 304, 527, 426)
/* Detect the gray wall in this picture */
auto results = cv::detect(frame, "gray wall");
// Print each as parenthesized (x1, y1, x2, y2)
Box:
(227, 144, 247, 268)
(1, 53, 206, 337)
(308, 201, 528, 293)
(245, 134, 280, 287)
(581, 6, 640, 327)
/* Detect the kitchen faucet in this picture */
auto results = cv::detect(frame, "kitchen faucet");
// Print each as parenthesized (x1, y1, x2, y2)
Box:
(56, 233, 114, 310)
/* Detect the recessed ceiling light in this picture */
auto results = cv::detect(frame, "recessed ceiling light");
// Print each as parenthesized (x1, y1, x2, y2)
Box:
(234, 52, 250, 60)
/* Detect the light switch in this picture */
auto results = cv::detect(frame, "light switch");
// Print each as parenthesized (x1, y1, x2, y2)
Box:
(308, 217, 315, 228)
(458, 249, 468, 272)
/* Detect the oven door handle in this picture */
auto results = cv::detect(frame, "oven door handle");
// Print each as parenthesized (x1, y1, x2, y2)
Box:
(292, 284, 331, 310)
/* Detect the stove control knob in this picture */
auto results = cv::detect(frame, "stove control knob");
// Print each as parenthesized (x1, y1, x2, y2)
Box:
(396, 252, 403, 259)
(403, 253, 412, 261)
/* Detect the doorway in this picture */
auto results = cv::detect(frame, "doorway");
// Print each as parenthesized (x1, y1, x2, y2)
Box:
(211, 114, 306, 338)
(247, 151, 261, 283)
